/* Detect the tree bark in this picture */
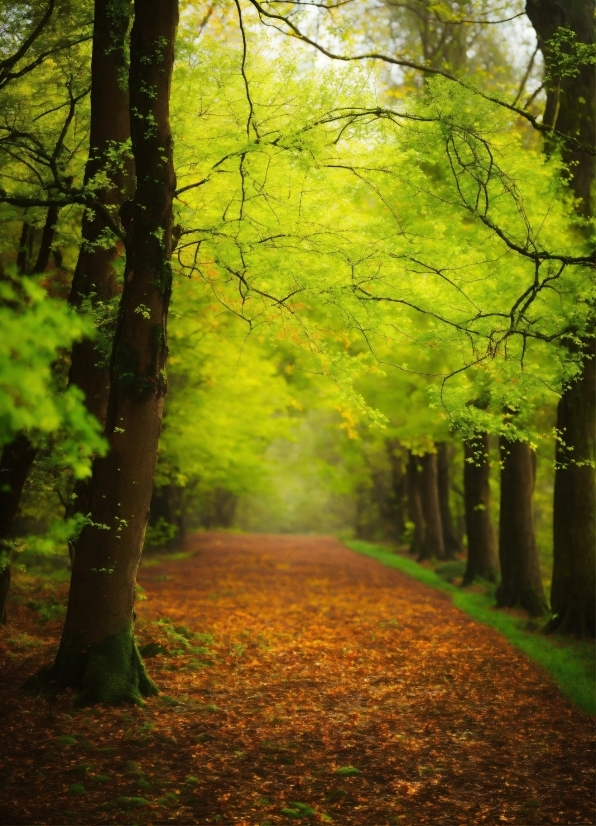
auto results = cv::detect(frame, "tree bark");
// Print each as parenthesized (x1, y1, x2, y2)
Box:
(50, 0, 179, 705)
(386, 439, 407, 541)
(496, 438, 548, 616)
(63, 0, 135, 532)
(547, 347, 595, 636)
(68, 0, 134, 431)
(406, 452, 425, 555)
(437, 441, 460, 558)
(526, 0, 595, 218)
(0, 434, 38, 623)
(526, 0, 595, 635)
(418, 451, 446, 561)
(462, 433, 498, 585)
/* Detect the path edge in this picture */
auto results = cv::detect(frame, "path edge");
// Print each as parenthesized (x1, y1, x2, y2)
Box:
(345, 539, 595, 717)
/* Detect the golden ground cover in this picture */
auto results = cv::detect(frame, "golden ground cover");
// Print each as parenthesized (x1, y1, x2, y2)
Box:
(0, 532, 593, 824)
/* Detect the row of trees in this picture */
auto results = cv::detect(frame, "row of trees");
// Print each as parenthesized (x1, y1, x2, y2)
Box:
(0, 0, 593, 705)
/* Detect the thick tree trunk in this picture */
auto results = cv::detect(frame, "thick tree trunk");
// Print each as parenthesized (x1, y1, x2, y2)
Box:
(418, 451, 446, 561)
(526, 0, 595, 635)
(437, 441, 460, 558)
(50, 0, 179, 705)
(386, 439, 407, 541)
(68, 0, 133, 430)
(526, 0, 595, 218)
(547, 348, 595, 636)
(65, 0, 134, 528)
(462, 433, 498, 585)
(496, 438, 548, 616)
(407, 452, 425, 555)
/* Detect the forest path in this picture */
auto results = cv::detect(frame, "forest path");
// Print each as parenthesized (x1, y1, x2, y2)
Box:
(0, 532, 594, 825)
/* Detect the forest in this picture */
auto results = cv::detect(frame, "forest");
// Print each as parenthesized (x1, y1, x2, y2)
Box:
(0, 0, 594, 824)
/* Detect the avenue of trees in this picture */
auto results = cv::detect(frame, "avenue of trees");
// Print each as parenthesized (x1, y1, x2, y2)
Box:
(0, 0, 594, 703)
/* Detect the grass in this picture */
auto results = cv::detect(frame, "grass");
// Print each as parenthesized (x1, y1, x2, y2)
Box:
(345, 540, 595, 716)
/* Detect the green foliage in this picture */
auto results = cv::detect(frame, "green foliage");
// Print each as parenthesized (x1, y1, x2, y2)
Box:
(144, 516, 178, 548)
(280, 802, 316, 818)
(109, 796, 150, 808)
(55, 735, 77, 747)
(0, 275, 104, 463)
(545, 27, 596, 81)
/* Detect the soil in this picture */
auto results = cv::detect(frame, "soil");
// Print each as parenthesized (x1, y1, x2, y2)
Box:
(0, 532, 594, 825)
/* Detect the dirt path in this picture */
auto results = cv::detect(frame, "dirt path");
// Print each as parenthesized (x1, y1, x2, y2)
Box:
(0, 533, 594, 825)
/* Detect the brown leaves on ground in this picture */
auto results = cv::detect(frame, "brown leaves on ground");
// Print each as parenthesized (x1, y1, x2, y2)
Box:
(0, 533, 594, 825)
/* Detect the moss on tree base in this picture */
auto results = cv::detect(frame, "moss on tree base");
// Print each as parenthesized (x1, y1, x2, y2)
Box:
(28, 624, 158, 706)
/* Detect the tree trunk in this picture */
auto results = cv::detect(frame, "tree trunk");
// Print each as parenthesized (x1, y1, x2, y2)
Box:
(526, 0, 595, 636)
(65, 0, 134, 529)
(149, 483, 185, 547)
(386, 439, 407, 541)
(496, 438, 548, 616)
(462, 433, 498, 585)
(418, 451, 446, 561)
(49, 0, 179, 705)
(406, 452, 425, 555)
(0, 0, 133, 624)
(0, 434, 38, 623)
(68, 0, 134, 429)
(436, 441, 460, 558)
(547, 347, 595, 636)
(526, 0, 595, 218)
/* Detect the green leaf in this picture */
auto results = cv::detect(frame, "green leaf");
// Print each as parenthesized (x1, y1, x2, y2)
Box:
(55, 735, 77, 747)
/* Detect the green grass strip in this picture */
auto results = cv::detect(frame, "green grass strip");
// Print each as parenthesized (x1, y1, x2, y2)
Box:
(345, 540, 595, 716)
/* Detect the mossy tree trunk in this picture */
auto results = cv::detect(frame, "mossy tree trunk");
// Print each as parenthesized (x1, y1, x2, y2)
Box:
(406, 452, 425, 555)
(50, 0, 179, 705)
(462, 433, 498, 585)
(526, 0, 595, 637)
(437, 441, 460, 559)
(496, 438, 548, 617)
(418, 450, 446, 561)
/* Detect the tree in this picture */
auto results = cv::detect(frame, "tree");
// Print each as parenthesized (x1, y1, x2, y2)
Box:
(496, 437, 548, 616)
(462, 433, 498, 585)
(525, 0, 595, 636)
(0, 0, 97, 621)
(418, 450, 446, 560)
(437, 441, 461, 557)
(407, 452, 425, 555)
(68, 0, 134, 430)
(49, 0, 179, 705)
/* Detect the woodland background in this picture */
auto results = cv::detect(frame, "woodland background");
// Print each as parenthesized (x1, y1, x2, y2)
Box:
(0, 0, 594, 708)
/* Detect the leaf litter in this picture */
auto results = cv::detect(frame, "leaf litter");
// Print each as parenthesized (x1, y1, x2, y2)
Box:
(0, 532, 594, 824)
